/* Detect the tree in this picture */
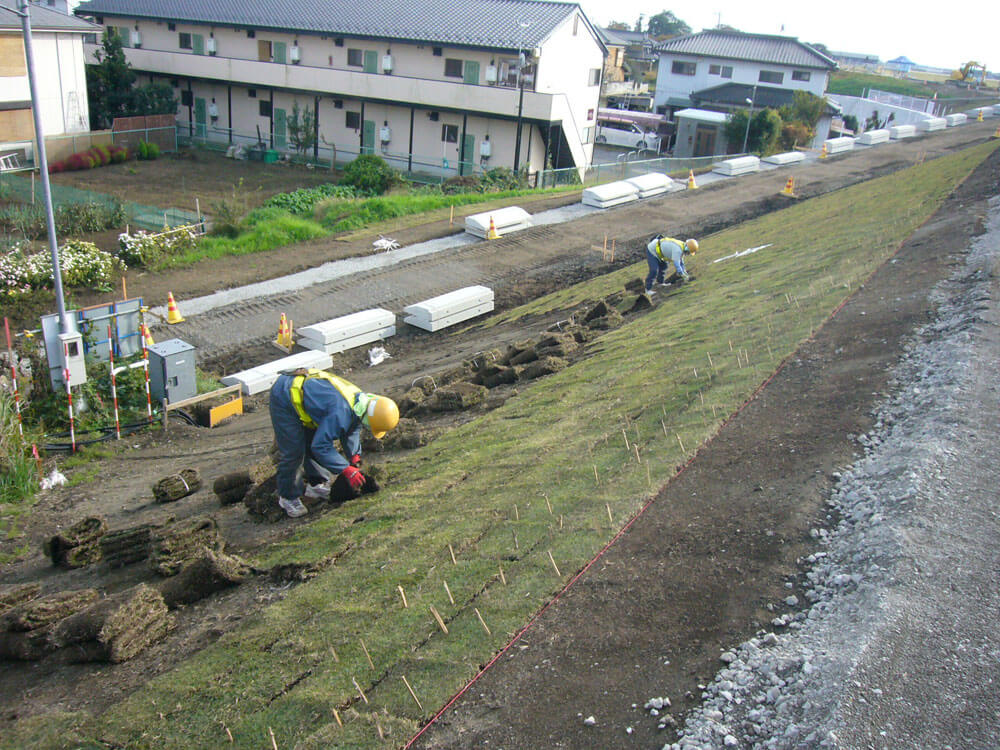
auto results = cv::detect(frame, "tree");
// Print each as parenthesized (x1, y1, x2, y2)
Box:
(86, 30, 137, 129)
(132, 82, 177, 117)
(647, 11, 690, 39)
(724, 108, 783, 154)
(287, 102, 317, 157)
(778, 90, 826, 129)
(607, 21, 630, 31)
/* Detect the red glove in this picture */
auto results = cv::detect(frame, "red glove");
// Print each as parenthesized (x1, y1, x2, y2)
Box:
(350, 454, 362, 468)
(342, 465, 365, 491)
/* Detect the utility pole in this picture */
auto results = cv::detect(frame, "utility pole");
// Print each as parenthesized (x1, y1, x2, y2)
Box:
(9, 0, 69, 332)
(513, 21, 530, 172)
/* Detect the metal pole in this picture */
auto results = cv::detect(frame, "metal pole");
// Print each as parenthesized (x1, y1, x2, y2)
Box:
(17, 0, 69, 332)
(741, 85, 757, 154)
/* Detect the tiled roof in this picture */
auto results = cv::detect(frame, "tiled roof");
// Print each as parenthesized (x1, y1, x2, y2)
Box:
(692, 82, 840, 114)
(656, 29, 836, 69)
(0, 4, 99, 32)
(73, 0, 587, 49)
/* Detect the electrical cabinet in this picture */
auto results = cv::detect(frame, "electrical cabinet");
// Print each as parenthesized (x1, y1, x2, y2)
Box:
(147, 339, 196, 404)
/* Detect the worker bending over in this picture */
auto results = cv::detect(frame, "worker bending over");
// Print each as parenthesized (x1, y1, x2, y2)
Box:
(645, 235, 698, 295)
(269, 368, 399, 518)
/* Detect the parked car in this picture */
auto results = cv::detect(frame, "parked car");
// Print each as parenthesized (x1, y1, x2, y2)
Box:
(595, 114, 661, 151)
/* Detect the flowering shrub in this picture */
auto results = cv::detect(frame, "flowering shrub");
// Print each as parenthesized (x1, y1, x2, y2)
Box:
(117, 226, 197, 268)
(48, 144, 129, 173)
(0, 240, 122, 296)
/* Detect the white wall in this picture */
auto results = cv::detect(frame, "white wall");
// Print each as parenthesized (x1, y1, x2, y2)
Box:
(2, 31, 89, 135)
(827, 94, 937, 129)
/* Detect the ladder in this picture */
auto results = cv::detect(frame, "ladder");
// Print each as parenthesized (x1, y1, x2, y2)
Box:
(0, 153, 21, 171)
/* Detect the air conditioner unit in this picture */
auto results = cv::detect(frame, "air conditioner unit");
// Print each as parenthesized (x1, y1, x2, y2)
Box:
(205, 37, 217, 55)
(290, 45, 301, 63)
(485, 64, 497, 84)
(382, 53, 393, 74)
(130, 29, 142, 47)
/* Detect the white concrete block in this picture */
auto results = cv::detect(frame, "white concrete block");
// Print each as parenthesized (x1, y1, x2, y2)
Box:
(966, 107, 992, 119)
(945, 113, 967, 126)
(823, 136, 855, 154)
(403, 286, 493, 321)
(465, 207, 532, 238)
(582, 180, 640, 208)
(889, 125, 916, 139)
(297, 308, 395, 345)
(855, 129, 890, 145)
(761, 151, 806, 166)
(221, 350, 333, 395)
(992, 104, 1000, 116)
(918, 118, 947, 132)
(712, 156, 760, 176)
(404, 301, 495, 331)
(624, 172, 673, 198)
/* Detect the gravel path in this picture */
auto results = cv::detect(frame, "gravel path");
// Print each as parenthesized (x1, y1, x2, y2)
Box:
(659, 196, 1000, 749)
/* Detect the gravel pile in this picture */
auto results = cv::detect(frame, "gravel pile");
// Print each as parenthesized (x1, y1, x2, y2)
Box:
(656, 197, 1000, 750)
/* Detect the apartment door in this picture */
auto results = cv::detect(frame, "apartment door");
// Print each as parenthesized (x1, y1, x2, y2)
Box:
(459, 133, 475, 175)
(273, 108, 287, 149)
(463, 61, 480, 85)
(272, 42, 287, 65)
(192, 34, 204, 56)
(363, 50, 378, 74)
(693, 125, 717, 157)
(194, 98, 207, 138)
(361, 120, 376, 154)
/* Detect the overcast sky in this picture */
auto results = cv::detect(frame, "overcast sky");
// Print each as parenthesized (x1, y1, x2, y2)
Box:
(577, 0, 996, 72)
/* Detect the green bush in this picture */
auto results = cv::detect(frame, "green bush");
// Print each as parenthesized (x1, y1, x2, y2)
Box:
(0, 391, 37, 505)
(340, 154, 395, 195)
(117, 227, 197, 268)
(263, 183, 357, 214)
(137, 141, 160, 160)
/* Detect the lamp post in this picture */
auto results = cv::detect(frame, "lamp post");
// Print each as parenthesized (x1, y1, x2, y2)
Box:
(6, 0, 69, 331)
(741, 85, 757, 155)
(512, 21, 530, 172)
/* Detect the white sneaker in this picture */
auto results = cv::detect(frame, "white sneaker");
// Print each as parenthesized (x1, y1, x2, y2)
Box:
(645, 288, 656, 297)
(278, 496, 308, 518)
(304, 482, 330, 500)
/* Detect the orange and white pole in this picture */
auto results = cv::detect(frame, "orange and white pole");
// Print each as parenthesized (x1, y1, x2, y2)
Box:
(3, 318, 23, 438)
(107, 325, 121, 440)
(63, 343, 75, 453)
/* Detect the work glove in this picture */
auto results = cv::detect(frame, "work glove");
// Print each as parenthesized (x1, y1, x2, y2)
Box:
(342, 466, 365, 492)
(350, 454, 362, 468)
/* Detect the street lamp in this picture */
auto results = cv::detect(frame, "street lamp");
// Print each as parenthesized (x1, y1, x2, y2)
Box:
(512, 21, 530, 172)
(741, 85, 757, 155)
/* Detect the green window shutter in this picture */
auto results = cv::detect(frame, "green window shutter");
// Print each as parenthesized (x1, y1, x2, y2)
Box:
(273, 41, 287, 64)
(273, 108, 287, 149)
(463, 60, 480, 85)
(363, 50, 378, 74)
(362, 120, 376, 154)
(192, 34, 204, 55)
(118, 27, 130, 47)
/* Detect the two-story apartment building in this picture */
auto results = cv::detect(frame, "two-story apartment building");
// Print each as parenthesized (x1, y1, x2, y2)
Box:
(1, 4, 97, 161)
(72, 0, 606, 178)
(653, 29, 837, 117)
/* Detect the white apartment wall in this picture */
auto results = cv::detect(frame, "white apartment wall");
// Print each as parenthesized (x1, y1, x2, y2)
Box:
(2, 31, 90, 135)
(655, 54, 828, 109)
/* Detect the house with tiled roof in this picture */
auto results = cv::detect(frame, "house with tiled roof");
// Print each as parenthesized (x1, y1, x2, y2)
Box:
(0, 4, 98, 162)
(653, 29, 837, 117)
(72, 0, 606, 177)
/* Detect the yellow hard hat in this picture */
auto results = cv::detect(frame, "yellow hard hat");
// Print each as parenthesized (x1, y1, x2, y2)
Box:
(685, 238, 699, 254)
(365, 395, 399, 439)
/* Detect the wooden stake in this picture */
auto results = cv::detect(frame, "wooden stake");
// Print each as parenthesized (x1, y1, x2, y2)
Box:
(498, 563, 506, 585)
(559, 514, 563, 529)
(333, 708, 343, 727)
(707, 352, 715, 372)
(699, 391, 705, 406)
(449, 205, 454, 226)
(513, 504, 519, 521)
(430, 605, 448, 634)
(474, 607, 492, 636)
(376, 719, 385, 741)
(360, 639, 375, 670)
(693, 366, 698, 377)
(444, 580, 455, 605)
(512, 530, 519, 550)
(397, 585, 408, 608)
(223, 725, 234, 743)
(606, 503, 614, 526)
(633, 443, 641, 463)
(593, 464, 599, 484)
(622, 428, 630, 452)
(661, 418, 668, 437)
(352, 676, 369, 704)
(544, 494, 553, 515)
(728, 339, 733, 351)
(646, 460, 651, 485)
(547, 550, 561, 577)
(677, 433, 686, 454)
(402, 675, 424, 711)
(448, 544, 457, 565)
(712, 404, 718, 418)
(269, 727, 278, 750)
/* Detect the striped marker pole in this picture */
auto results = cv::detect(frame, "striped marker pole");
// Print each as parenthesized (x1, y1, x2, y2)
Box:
(107, 325, 121, 440)
(4, 318, 23, 437)
(63, 344, 76, 453)
(140, 328, 153, 424)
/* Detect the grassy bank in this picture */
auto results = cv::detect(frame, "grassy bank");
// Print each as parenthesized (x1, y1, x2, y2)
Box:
(6, 140, 996, 749)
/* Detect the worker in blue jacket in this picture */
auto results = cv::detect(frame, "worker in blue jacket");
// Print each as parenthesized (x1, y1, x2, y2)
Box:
(269, 368, 399, 518)
(646, 235, 699, 295)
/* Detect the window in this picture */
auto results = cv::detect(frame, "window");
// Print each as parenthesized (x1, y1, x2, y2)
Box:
(333, 99, 343, 109)
(346, 111, 361, 129)
(334, 37, 344, 47)
(759, 70, 784, 84)
(710, 64, 733, 78)
(432, 46, 442, 56)
(587, 108, 594, 121)
(792, 70, 811, 82)
(247, 88, 257, 98)
(582, 125, 593, 143)
(246, 29, 255, 38)
(259, 100, 272, 117)
(721, 65, 733, 78)
(167, 22, 176, 31)
(179, 32, 192, 49)
(671, 60, 696, 76)
(347, 48, 363, 67)
(180, 90, 192, 106)
(258, 40, 272, 62)
(441, 124, 458, 143)
(444, 59, 463, 78)
(83, 32, 97, 44)
(588, 68, 601, 86)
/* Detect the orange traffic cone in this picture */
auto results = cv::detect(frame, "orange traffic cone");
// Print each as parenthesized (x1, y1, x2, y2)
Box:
(977, 109, 984, 122)
(165, 292, 184, 324)
(142, 324, 155, 347)
(486, 216, 502, 240)
(686, 169, 697, 189)
(992, 126, 1000, 139)
(780, 176, 797, 197)
(819, 143, 828, 160)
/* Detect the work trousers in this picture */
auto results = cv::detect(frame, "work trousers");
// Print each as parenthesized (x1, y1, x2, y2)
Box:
(269, 375, 330, 499)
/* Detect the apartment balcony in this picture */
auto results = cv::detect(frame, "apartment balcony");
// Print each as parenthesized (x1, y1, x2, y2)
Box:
(100, 45, 558, 122)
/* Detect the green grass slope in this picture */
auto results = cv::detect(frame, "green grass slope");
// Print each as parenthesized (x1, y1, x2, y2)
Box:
(6, 140, 996, 750)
